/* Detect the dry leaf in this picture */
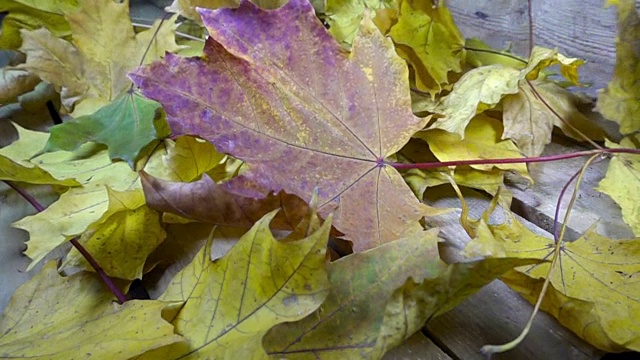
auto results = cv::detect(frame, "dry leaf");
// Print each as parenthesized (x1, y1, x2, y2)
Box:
(388, 0, 464, 96)
(264, 228, 539, 358)
(137, 209, 332, 359)
(464, 215, 640, 352)
(0, 262, 183, 358)
(18, 0, 180, 115)
(131, 0, 429, 251)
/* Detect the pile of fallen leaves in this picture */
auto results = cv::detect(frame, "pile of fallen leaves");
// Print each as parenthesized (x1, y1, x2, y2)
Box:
(0, 0, 639, 357)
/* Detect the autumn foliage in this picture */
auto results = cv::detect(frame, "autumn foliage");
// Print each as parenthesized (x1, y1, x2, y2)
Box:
(0, 0, 639, 358)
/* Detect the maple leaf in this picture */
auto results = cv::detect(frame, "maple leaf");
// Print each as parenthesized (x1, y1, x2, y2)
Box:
(0, 262, 183, 358)
(264, 228, 539, 358)
(597, 0, 640, 136)
(415, 114, 530, 177)
(388, 0, 464, 96)
(325, 0, 397, 46)
(17, 0, 180, 115)
(425, 64, 521, 135)
(136, 209, 332, 359)
(464, 215, 640, 352)
(503, 80, 605, 157)
(0, 0, 74, 49)
(166, 0, 235, 23)
(426, 47, 601, 156)
(597, 138, 640, 236)
(7, 126, 228, 272)
(60, 189, 167, 280)
(0, 66, 40, 104)
(596, 0, 640, 236)
(44, 91, 171, 167)
(397, 114, 529, 206)
(143, 135, 226, 183)
(12, 143, 142, 269)
(131, 0, 430, 251)
(142, 172, 317, 231)
(165, 0, 287, 23)
(0, 124, 79, 186)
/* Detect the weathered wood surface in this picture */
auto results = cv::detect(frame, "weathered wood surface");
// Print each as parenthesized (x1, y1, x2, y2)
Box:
(448, 0, 624, 97)
(426, 280, 601, 360)
(384, 332, 452, 360)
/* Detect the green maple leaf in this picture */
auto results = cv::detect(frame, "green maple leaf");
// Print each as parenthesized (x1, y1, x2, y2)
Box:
(44, 91, 171, 167)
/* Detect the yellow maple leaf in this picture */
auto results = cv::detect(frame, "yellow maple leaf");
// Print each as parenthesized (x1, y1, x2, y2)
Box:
(427, 64, 521, 136)
(597, 0, 640, 136)
(0, 262, 183, 358)
(464, 38, 527, 69)
(429, 46, 595, 157)
(0, 124, 79, 186)
(60, 189, 167, 280)
(264, 228, 539, 358)
(325, 0, 397, 46)
(167, 0, 242, 23)
(397, 137, 507, 202)
(503, 80, 605, 156)
(13, 143, 141, 270)
(597, 138, 640, 236)
(388, 0, 464, 96)
(521, 47, 584, 84)
(401, 114, 531, 207)
(595, 0, 640, 237)
(143, 135, 225, 183)
(10, 127, 229, 272)
(0, 0, 75, 49)
(416, 114, 530, 177)
(136, 209, 332, 359)
(18, 0, 180, 115)
(165, 0, 286, 24)
(464, 215, 640, 352)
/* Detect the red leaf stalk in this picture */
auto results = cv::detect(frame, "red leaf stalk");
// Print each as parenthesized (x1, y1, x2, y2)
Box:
(3, 180, 128, 304)
(388, 148, 640, 170)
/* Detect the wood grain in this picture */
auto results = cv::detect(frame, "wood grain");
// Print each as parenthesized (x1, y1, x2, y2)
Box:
(448, 0, 621, 97)
(384, 332, 452, 360)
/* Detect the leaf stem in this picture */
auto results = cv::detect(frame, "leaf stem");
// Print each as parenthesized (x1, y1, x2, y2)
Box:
(131, 21, 205, 43)
(462, 46, 528, 64)
(387, 147, 640, 170)
(3, 180, 128, 304)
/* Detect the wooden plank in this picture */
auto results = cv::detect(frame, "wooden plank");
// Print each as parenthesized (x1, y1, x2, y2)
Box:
(384, 332, 452, 360)
(425, 280, 602, 360)
(447, 0, 620, 97)
(421, 185, 602, 359)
